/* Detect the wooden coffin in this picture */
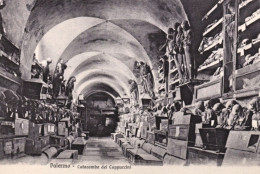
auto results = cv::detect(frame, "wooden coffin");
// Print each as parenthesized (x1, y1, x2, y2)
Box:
(40, 135, 50, 150)
(0, 121, 14, 138)
(15, 118, 29, 136)
(199, 128, 230, 152)
(146, 131, 155, 145)
(117, 138, 129, 147)
(58, 122, 67, 136)
(187, 147, 224, 166)
(29, 122, 42, 139)
(47, 123, 56, 135)
(173, 113, 202, 125)
(151, 145, 167, 160)
(168, 124, 195, 143)
(194, 78, 223, 101)
(13, 137, 26, 155)
(154, 130, 167, 147)
(0, 138, 13, 159)
(127, 148, 148, 164)
(136, 153, 163, 166)
(223, 148, 260, 166)
(50, 135, 67, 148)
(140, 126, 148, 139)
(71, 137, 86, 155)
(114, 133, 124, 143)
(155, 116, 168, 130)
(163, 154, 186, 166)
(42, 124, 49, 136)
(25, 138, 42, 155)
(222, 131, 260, 165)
(225, 131, 260, 153)
(56, 150, 78, 160)
(167, 138, 189, 160)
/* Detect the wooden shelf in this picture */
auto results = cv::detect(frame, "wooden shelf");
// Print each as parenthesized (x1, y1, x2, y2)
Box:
(170, 68, 178, 74)
(169, 79, 179, 86)
(239, 0, 254, 9)
(198, 57, 223, 72)
(202, 0, 224, 21)
(202, 39, 223, 54)
(0, 50, 19, 66)
(203, 18, 223, 36)
(158, 76, 164, 83)
(238, 39, 260, 55)
(238, 12, 260, 32)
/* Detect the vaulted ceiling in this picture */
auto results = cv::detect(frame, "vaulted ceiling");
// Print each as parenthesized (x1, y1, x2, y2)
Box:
(2, 0, 216, 100)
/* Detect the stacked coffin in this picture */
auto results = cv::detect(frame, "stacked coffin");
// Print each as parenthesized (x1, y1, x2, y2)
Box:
(25, 122, 50, 155)
(222, 131, 260, 166)
(188, 124, 229, 166)
(166, 112, 200, 165)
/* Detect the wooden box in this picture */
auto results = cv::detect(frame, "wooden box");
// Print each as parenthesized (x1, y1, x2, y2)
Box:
(47, 123, 56, 135)
(40, 135, 50, 149)
(42, 124, 49, 136)
(146, 131, 155, 145)
(167, 138, 188, 160)
(0, 121, 14, 137)
(13, 137, 26, 154)
(25, 138, 42, 155)
(154, 130, 167, 147)
(50, 135, 67, 148)
(187, 147, 224, 166)
(168, 124, 195, 143)
(0, 138, 13, 159)
(173, 113, 202, 125)
(29, 122, 42, 139)
(43, 147, 58, 159)
(155, 116, 168, 130)
(194, 78, 223, 101)
(142, 143, 154, 154)
(127, 148, 148, 164)
(58, 122, 67, 136)
(140, 126, 148, 139)
(199, 128, 230, 152)
(223, 148, 260, 166)
(163, 154, 186, 166)
(225, 131, 260, 153)
(71, 137, 86, 155)
(195, 133, 203, 148)
(151, 145, 167, 160)
(136, 153, 163, 166)
(15, 118, 29, 136)
(56, 150, 78, 160)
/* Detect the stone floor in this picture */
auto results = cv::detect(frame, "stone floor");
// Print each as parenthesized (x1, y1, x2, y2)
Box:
(77, 137, 129, 165)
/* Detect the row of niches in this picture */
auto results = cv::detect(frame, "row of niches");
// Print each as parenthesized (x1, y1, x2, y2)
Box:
(0, 88, 79, 125)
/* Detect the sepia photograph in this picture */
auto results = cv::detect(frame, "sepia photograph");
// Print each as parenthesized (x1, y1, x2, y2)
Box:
(0, 0, 260, 173)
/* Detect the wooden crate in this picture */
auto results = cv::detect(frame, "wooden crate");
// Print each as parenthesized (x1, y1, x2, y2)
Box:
(199, 128, 229, 152)
(223, 148, 260, 166)
(146, 131, 155, 145)
(167, 138, 189, 160)
(58, 122, 67, 136)
(40, 135, 50, 149)
(0, 121, 14, 138)
(0, 138, 13, 159)
(25, 138, 42, 155)
(154, 130, 167, 147)
(13, 137, 26, 154)
(173, 113, 202, 125)
(168, 124, 195, 143)
(163, 154, 186, 166)
(187, 147, 224, 166)
(15, 118, 29, 136)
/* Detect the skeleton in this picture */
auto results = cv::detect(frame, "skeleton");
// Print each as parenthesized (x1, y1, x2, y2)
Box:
(128, 80, 139, 106)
